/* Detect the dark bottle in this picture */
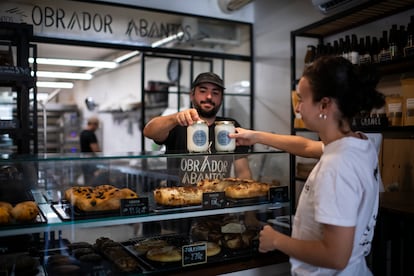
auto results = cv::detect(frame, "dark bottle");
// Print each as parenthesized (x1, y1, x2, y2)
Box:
(359, 37, 370, 64)
(379, 30, 391, 62)
(339, 38, 345, 58)
(363, 36, 372, 63)
(325, 42, 333, 56)
(333, 40, 339, 56)
(405, 15, 414, 57)
(388, 24, 399, 59)
(343, 35, 351, 61)
(398, 25, 407, 55)
(371, 36, 380, 63)
(350, 34, 359, 64)
(304, 45, 316, 66)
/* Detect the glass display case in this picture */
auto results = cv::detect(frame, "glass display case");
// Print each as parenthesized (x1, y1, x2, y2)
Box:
(0, 151, 291, 275)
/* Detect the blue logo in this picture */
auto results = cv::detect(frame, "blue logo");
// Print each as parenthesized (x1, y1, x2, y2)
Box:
(193, 130, 207, 146)
(217, 130, 230, 145)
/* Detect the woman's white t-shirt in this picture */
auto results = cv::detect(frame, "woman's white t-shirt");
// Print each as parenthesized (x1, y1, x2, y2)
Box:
(290, 136, 380, 276)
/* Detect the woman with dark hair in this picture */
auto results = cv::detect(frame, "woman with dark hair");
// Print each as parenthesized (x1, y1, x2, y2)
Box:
(230, 56, 385, 275)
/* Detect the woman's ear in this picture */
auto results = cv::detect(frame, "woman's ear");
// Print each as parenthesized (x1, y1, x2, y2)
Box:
(320, 97, 331, 110)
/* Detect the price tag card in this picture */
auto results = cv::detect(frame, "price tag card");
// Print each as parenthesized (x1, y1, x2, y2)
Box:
(269, 186, 289, 203)
(120, 198, 149, 216)
(202, 192, 225, 209)
(182, 242, 207, 267)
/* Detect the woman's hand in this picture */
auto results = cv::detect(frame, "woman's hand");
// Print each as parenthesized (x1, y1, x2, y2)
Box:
(229, 127, 258, 146)
(259, 225, 280, 253)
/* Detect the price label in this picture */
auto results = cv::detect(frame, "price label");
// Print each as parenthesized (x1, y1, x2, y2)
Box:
(182, 242, 207, 267)
(269, 186, 289, 203)
(202, 192, 225, 209)
(120, 198, 149, 216)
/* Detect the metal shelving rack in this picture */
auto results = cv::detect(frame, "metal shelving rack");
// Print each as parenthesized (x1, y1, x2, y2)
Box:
(0, 22, 37, 154)
(289, 0, 414, 213)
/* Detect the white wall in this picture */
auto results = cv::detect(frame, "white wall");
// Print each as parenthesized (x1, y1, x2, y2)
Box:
(253, 0, 322, 138)
(95, 0, 254, 23)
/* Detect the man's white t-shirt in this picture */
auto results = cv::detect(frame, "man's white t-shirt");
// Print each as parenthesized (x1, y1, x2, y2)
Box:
(290, 136, 380, 275)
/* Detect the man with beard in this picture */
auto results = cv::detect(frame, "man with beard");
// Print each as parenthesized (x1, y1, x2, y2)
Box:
(143, 72, 251, 186)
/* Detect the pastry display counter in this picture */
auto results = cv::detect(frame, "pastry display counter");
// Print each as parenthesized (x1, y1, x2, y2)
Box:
(0, 151, 291, 275)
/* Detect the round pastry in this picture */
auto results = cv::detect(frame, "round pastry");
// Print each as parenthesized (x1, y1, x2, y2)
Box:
(134, 238, 169, 255)
(78, 253, 102, 263)
(11, 201, 39, 222)
(48, 264, 81, 276)
(67, 242, 92, 250)
(72, 247, 95, 259)
(0, 201, 12, 212)
(146, 245, 182, 262)
(47, 255, 76, 266)
(206, 241, 221, 257)
(222, 233, 243, 249)
(0, 207, 11, 224)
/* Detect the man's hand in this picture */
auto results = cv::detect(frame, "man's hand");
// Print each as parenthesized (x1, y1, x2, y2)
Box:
(176, 108, 201, 126)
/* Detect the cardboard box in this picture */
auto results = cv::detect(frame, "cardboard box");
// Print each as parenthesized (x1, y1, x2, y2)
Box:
(385, 95, 403, 126)
(381, 139, 414, 191)
(400, 78, 414, 126)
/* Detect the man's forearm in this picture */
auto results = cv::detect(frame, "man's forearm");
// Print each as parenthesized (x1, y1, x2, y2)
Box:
(143, 114, 178, 142)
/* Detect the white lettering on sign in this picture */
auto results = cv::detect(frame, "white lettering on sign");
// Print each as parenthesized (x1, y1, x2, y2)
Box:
(180, 156, 232, 185)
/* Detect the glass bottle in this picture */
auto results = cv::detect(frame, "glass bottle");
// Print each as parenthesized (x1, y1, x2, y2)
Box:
(304, 45, 316, 66)
(371, 36, 380, 63)
(404, 15, 414, 57)
(350, 34, 359, 64)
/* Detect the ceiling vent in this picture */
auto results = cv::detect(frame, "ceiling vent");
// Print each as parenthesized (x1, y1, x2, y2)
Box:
(312, 0, 369, 15)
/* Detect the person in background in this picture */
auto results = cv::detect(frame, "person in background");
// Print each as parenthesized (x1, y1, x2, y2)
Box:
(230, 56, 385, 275)
(80, 116, 100, 153)
(144, 72, 252, 184)
(80, 116, 101, 184)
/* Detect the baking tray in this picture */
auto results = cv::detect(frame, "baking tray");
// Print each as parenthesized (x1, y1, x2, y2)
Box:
(225, 196, 269, 207)
(51, 202, 120, 221)
(0, 203, 48, 229)
(152, 204, 203, 213)
(122, 234, 235, 273)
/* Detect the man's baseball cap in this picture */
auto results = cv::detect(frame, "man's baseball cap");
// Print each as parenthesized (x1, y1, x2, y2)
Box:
(192, 72, 225, 89)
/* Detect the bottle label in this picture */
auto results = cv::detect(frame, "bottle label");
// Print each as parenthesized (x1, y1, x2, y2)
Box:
(217, 130, 231, 146)
(193, 130, 207, 146)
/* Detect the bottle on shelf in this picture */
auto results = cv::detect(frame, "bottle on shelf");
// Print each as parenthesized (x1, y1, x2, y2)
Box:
(333, 40, 340, 56)
(371, 36, 380, 63)
(360, 36, 372, 64)
(325, 42, 333, 56)
(404, 15, 414, 57)
(388, 24, 400, 59)
(304, 45, 316, 66)
(379, 30, 391, 62)
(350, 34, 359, 64)
(343, 35, 351, 61)
(398, 25, 407, 56)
